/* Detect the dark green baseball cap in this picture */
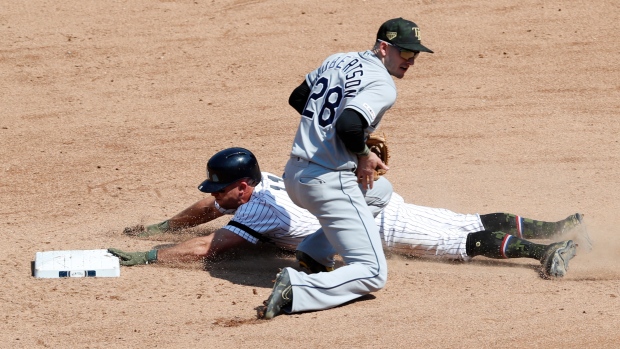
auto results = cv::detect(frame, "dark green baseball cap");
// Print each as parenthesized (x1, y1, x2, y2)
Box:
(376, 17, 434, 53)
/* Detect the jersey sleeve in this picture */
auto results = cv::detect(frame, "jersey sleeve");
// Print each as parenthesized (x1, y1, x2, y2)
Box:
(223, 199, 284, 244)
(346, 80, 397, 127)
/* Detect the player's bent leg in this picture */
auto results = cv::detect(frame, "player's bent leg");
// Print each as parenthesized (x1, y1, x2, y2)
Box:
(327, 224, 387, 290)
(304, 172, 388, 291)
(295, 176, 394, 270)
(362, 176, 393, 217)
(281, 161, 388, 313)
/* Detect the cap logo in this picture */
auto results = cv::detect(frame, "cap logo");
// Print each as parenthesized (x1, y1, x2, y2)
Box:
(412, 27, 421, 40)
(386, 31, 397, 41)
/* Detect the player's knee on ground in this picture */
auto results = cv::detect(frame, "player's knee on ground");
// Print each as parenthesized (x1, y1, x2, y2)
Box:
(366, 264, 388, 291)
(354, 259, 388, 291)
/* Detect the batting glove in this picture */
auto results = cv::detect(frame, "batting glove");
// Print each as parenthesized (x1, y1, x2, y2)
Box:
(123, 220, 171, 238)
(108, 248, 158, 266)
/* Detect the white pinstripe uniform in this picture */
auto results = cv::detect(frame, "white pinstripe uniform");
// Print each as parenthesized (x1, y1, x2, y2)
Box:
(218, 173, 486, 265)
(377, 193, 484, 261)
(294, 192, 486, 268)
(216, 172, 321, 252)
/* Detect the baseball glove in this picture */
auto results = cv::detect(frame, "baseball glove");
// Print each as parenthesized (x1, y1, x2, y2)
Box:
(366, 133, 389, 180)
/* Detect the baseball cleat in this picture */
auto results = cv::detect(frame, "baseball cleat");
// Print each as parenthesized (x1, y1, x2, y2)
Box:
(559, 213, 593, 252)
(296, 251, 334, 274)
(263, 269, 293, 320)
(558, 213, 583, 235)
(541, 240, 577, 278)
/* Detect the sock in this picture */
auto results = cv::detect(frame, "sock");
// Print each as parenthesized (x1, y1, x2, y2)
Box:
(479, 213, 581, 239)
(466, 231, 547, 260)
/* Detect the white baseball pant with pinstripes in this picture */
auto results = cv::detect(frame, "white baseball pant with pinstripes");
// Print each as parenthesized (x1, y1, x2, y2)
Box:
(377, 193, 484, 260)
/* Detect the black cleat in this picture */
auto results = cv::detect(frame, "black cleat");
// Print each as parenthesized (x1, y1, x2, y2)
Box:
(296, 251, 334, 274)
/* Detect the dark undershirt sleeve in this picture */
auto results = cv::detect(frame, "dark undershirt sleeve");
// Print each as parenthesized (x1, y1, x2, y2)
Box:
(335, 109, 369, 154)
(288, 80, 311, 114)
(227, 220, 271, 243)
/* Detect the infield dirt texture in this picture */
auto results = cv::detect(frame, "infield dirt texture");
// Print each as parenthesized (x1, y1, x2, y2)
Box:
(1, 1, 619, 348)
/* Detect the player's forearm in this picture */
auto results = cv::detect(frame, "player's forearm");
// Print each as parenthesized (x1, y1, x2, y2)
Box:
(109, 236, 213, 266)
(167, 197, 223, 229)
(157, 235, 215, 263)
(157, 229, 250, 263)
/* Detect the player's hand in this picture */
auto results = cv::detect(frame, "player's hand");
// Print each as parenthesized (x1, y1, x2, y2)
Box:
(108, 248, 158, 266)
(356, 152, 388, 189)
(123, 220, 170, 238)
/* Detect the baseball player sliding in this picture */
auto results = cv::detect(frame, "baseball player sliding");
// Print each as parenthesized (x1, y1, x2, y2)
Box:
(109, 148, 584, 309)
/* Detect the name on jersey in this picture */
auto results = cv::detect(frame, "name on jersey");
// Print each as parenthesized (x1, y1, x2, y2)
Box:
(317, 55, 363, 98)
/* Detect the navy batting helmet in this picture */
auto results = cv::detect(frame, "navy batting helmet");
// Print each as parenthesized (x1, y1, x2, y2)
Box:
(197, 147, 262, 193)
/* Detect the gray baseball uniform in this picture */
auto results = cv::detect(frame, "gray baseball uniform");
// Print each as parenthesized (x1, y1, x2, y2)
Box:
(290, 51, 396, 170)
(283, 50, 397, 313)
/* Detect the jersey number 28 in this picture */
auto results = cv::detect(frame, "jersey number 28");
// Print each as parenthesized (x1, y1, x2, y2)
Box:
(301, 77, 343, 127)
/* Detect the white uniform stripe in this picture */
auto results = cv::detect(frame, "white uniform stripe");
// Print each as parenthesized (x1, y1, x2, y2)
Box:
(516, 216, 523, 238)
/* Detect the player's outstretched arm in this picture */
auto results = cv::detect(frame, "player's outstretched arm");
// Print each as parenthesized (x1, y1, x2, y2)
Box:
(158, 228, 251, 262)
(168, 196, 224, 228)
(123, 196, 224, 238)
(109, 228, 252, 266)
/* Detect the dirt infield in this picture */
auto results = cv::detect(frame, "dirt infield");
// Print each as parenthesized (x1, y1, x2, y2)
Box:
(2, 0, 619, 347)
